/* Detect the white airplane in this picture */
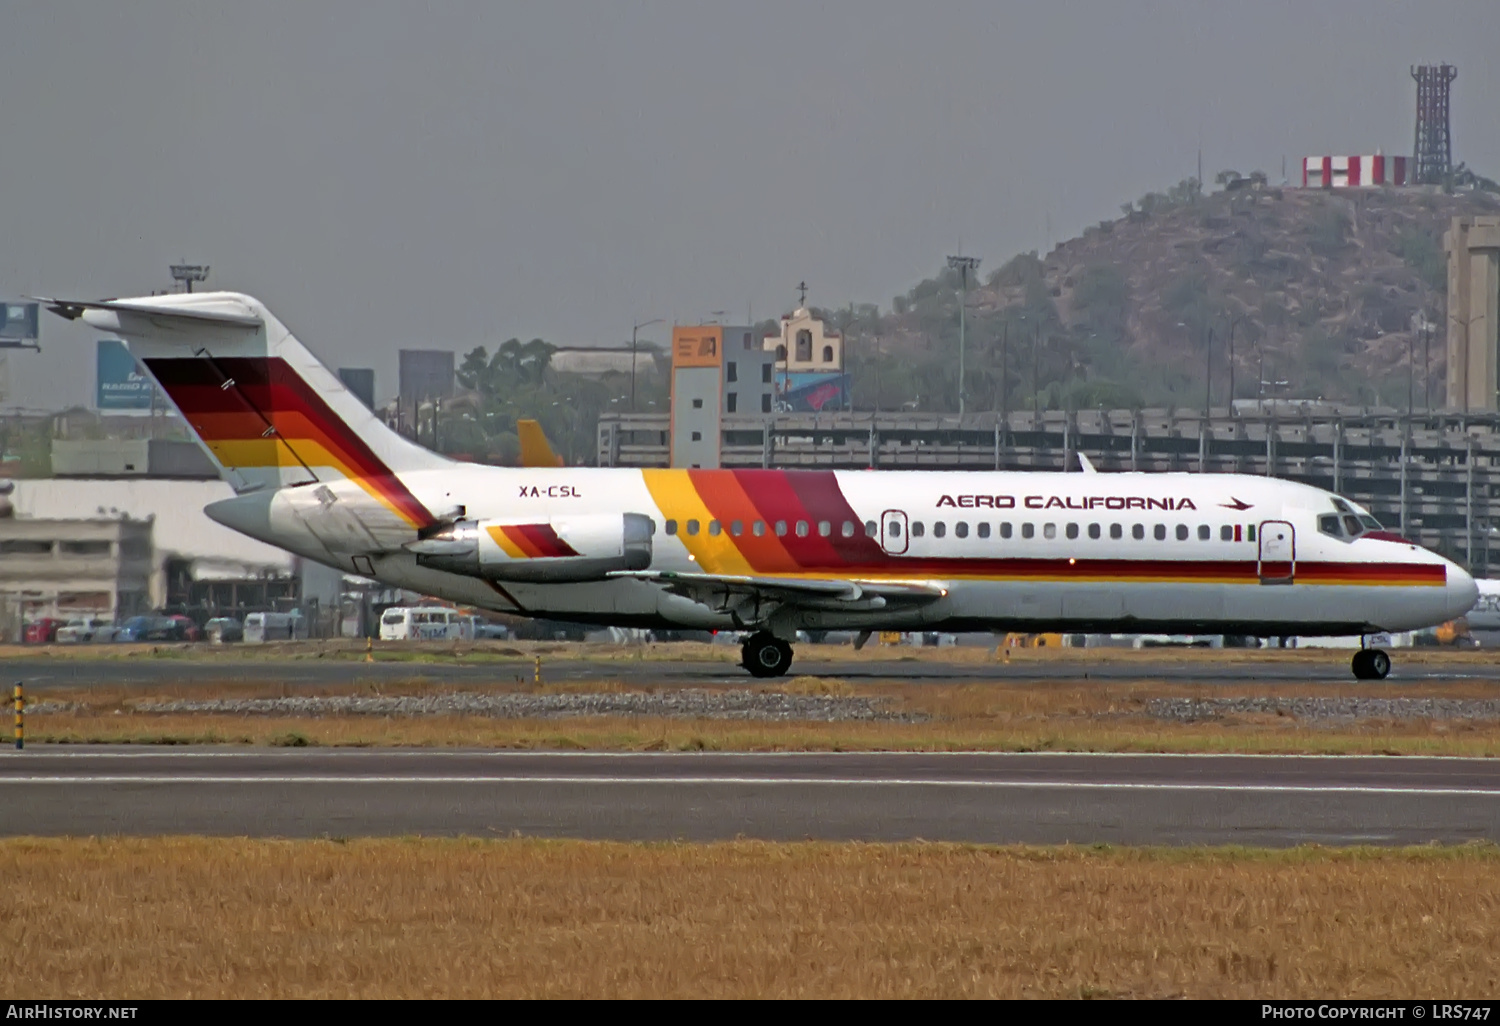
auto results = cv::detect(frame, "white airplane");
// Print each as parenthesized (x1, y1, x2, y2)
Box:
(47, 291, 1478, 681)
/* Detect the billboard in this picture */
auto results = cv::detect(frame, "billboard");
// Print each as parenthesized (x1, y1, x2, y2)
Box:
(776, 371, 849, 412)
(0, 302, 39, 348)
(338, 367, 376, 410)
(96, 339, 158, 411)
(398, 349, 455, 403)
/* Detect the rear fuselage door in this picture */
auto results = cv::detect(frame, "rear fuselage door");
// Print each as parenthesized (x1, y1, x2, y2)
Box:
(1258, 520, 1295, 584)
(881, 509, 909, 555)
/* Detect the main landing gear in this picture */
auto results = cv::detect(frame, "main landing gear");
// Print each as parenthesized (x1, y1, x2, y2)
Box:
(1351, 648, 1392, 681)
(741, 631, 794, 678)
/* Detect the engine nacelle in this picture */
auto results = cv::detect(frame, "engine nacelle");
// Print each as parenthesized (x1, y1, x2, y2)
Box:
(408, 512, 653, 583)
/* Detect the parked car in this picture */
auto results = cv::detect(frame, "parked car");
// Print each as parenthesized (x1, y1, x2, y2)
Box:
(117, 615, 188, 643)
(23, 618, 66, 644)
(55, 617, 121, 644)
(204, 617, 243, 644)
(167, 615, 202, 642)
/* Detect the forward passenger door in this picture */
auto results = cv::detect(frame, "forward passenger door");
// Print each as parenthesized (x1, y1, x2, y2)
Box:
(1258, 521, 1295, 585)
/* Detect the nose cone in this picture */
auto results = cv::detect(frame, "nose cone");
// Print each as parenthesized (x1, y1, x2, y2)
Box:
(1447, 563, 1480, 619)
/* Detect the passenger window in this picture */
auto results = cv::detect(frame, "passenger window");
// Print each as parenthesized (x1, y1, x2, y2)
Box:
(1247, 524, 1257, 542)
(1021, 523, 1034, 539)
(1175, 524, 1188, 541)
(1132, 524, 1144, 540)
(888, 521, 902, 538)
(1000, 522, 1013, 539)
(955, 522, 969, 539)
(933, 522, 946, 538)
(912, 522, 926, 538)
(687, 519, 700, 536)
(775, 520, 787, 536)
(977, 522, 991, 539)
(1043, 523, 1057, 540)
(1110, 523, 1122, 540)
(753, 520, 765, 537)
(795, 520, 810, 537)
(1197, 524, 1210, 541)
(1154, 524, 1166, 541)
(1065, 523, 1079, 540)
(818, 520, 831, 537)
(842, 521, 855, 538)
(708, 520, 722, 536)
(665, 519, 678, 536)
(864, 520, 877, 537)
(1220, 525, 1233, 541)
(1088, 523, 1100, 540)
(731, 520, 743, 536)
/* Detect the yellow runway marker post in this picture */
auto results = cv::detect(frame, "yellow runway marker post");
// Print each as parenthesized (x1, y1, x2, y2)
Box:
(13, 682, 22, 751)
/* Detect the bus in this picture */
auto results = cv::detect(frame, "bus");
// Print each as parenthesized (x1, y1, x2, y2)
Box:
(378, 606, 475, 642)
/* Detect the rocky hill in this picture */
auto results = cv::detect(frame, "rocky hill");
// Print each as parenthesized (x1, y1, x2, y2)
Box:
(844, 179, 1500, 412)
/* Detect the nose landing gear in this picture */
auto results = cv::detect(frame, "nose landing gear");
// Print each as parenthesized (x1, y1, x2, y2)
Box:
(1351, 648, 1391, 680)
(741, 632, 794, 678)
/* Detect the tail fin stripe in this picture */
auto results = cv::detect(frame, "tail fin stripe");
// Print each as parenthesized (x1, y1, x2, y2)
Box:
(147, 356, 435, 529)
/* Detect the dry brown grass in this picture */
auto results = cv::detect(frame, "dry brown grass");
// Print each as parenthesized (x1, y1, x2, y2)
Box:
(24, 676, 1500, 755)
(0, 838, 1496, 998)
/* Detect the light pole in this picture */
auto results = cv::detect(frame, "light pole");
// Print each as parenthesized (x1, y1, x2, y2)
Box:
(630, 318, 664, 414)
(947, 254, 980, 416)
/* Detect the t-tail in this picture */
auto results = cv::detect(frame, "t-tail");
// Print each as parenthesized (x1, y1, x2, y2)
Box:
(45, 291, 448, 536)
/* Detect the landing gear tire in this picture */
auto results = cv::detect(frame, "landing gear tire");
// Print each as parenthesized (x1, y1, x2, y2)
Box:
(1351, 649, 1392, 681)
(741, 632, 794, 678)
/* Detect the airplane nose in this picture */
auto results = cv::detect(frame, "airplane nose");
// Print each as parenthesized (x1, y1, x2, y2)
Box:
(1447, 563, 1480, 619)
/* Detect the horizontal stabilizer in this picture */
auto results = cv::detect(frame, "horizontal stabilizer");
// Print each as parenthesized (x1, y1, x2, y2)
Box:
(39, 295, 263, 330)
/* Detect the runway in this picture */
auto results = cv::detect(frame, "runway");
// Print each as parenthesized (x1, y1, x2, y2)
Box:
(4, 749, 1498, 846)
(9, 653, 1500, 689)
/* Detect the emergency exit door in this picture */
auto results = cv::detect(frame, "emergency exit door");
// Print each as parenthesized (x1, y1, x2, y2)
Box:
(1258, 520, 1295, 584)
(881, 510, 909, 555)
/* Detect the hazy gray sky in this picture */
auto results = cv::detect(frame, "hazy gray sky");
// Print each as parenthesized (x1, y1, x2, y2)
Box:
(3, 1, 1497, 409)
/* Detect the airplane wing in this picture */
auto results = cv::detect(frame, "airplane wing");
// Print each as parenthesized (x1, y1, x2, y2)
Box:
(610, 569, 946, 621)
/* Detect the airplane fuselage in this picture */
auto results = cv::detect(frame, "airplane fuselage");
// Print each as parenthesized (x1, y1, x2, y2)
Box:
(206, 464, 1477, 638)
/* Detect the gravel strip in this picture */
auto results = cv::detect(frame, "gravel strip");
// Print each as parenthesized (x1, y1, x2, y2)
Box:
(30, 690, 921, 723)
(1148, 696, 1500, 724)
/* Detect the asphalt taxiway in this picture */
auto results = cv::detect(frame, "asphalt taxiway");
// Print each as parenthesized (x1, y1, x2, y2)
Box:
(3, 749, 1497, 846)
(8, 654, 1500, 689)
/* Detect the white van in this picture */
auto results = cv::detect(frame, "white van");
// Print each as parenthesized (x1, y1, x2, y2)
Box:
(243, 611, 304, 643)
(379, 606, 475, 642)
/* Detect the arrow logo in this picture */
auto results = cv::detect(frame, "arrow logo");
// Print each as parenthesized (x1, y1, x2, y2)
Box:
(1220, 497, 1253, 511)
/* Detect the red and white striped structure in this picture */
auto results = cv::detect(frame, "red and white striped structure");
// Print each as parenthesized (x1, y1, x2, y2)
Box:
(1302, 155, 1410, 188)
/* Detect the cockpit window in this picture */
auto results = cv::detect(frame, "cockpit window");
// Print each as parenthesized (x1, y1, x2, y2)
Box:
(1318, 514, 1344, 538)
(1358, 515, 1381, 530)
(1332, 498, 1353, 514)
(1342, 515, 1363, 536)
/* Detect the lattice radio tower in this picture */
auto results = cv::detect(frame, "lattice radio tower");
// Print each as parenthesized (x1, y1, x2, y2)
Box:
(1411, 64, 1457, 185)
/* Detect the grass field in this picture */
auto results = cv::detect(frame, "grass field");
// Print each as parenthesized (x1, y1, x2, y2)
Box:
(23, 675, 1500, 755)
(1, 838, 1496, 998)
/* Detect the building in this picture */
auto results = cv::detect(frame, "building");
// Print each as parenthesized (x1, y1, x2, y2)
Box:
(338, 367, 376, 410)
(669, 324, 777, 468)
(549, 347, 657, 378)
(1302, 155, 1411, 188)
(764, 306, 844, 372)
(0, 512, 153, 624)
(5, 477, 343, 629)
(1446, 215, 1500, 412)
(762, 307, 850, 412)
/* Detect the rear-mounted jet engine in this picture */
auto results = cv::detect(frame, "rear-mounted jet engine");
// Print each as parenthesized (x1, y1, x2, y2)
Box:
(406, 512, 653, 583)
